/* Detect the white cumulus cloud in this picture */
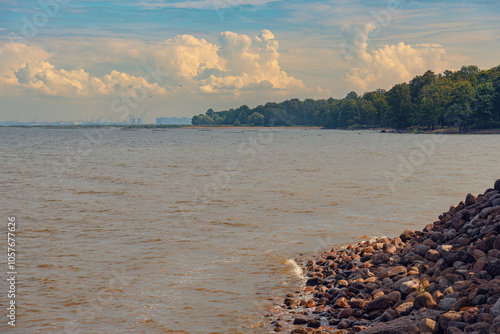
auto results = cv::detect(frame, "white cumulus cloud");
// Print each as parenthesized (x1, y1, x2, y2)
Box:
(0, 30, 303, 97)
(200, 30, 304, 93)
(345, 24, 451, 91)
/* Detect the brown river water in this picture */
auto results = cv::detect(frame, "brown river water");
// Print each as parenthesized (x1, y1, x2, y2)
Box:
(0, 127, 499, 333)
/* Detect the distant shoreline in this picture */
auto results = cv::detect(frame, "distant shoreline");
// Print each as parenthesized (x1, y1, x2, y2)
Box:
(1, 124, 499, 134)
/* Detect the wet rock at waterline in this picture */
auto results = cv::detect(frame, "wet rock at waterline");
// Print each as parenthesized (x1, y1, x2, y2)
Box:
(272, 180, 500, 334)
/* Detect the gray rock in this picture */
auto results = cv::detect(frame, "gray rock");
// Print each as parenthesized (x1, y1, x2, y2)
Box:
(446, 229, 458, 240)
(415, 244, 430, 256)
(372, 252, 390, 265)
(491, 296, 500, 317)
(447, 321, 468, 330)
(361, 309, 442, 334)
(439, 297, 457, 311)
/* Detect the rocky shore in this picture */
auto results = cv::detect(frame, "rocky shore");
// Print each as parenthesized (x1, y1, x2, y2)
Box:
(273, 180, 500, 334)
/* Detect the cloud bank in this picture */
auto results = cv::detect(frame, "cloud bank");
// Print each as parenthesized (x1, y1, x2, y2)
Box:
(344, 23, 454, 91)
(0, 29, 303, 98)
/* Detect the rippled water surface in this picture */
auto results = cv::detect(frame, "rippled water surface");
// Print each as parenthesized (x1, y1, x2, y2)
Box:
(1, 127, 499, 333)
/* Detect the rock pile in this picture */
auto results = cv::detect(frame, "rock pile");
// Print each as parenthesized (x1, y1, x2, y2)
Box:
(274, 180, 500, 334)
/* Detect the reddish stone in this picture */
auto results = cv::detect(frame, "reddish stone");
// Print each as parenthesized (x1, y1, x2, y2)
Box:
(306, 299, 316, 308)
(334, 297, 350, 308)
(463, 307, 478, 323)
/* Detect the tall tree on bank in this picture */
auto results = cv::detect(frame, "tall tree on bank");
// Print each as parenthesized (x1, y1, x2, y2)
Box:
(387, 83, 412, 130)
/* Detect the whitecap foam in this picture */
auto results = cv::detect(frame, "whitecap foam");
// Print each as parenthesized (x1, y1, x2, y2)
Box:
(284, 259, 303, 278)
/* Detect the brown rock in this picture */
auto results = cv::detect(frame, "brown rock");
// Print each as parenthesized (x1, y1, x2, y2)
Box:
(334, 297, 350, 309)
(419, 318, 439, 333)
(400, 279, 420, 295)
(433, 290, 444, 302)
(366, 295, 391, 311)
(414, 292, 438, 309)
(452, 280, 472, 292)
(396, 302, 413, 315)
(293, 317, 308, 325)
(291, 329, 308, 334)
(306, 277, 321, 286)
(372, 252, 390, 265)
(400, 229, 415, 242)
(465, 193, 476, 206)
(463, 307, 478, 323)
(388, 266, 407, 277)
(337, 320, 349, 329)
(338, 308, 354, 319)
(384, 243, 397, 254)
(439, 311, 463, 331)
(473, 249, 486, 261)
(312, 305, 326, 314)
(306, 318, 321, 328)
(306, 299, 316, 308)
(426, 249, 441, 262)
(476, 313, 494, 324)
(338, 279, 348, 287)
(350, 298, 366, 309)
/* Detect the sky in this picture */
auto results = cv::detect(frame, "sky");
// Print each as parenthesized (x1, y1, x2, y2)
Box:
(0, 0, 499, 122)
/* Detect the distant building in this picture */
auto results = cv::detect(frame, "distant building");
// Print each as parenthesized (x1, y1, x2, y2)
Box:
(156, 117, 191, 125)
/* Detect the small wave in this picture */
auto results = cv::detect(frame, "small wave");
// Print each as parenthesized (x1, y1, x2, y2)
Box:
(284, 259, 303, 278)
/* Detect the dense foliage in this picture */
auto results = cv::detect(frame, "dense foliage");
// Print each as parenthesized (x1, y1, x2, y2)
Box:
(192, 65, 500, 132)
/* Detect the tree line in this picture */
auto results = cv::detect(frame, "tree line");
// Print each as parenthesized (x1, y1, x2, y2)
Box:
(192, 65, 500, 132)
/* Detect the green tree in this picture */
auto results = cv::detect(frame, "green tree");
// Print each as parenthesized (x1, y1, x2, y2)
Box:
(416, 78, 452, 129)
(195, 114, 215, 125)
(212, 114, 223, 125)
(386, 83, 412, 130)
(248, 112, 265, 126)
(357, 99, 377, 126)
(449, 80, 476, 132)
(363, 91, 388, 126)
(474, 82, 496, 128)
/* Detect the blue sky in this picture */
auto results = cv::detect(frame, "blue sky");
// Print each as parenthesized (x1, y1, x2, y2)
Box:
(0, 0, 499, 122)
